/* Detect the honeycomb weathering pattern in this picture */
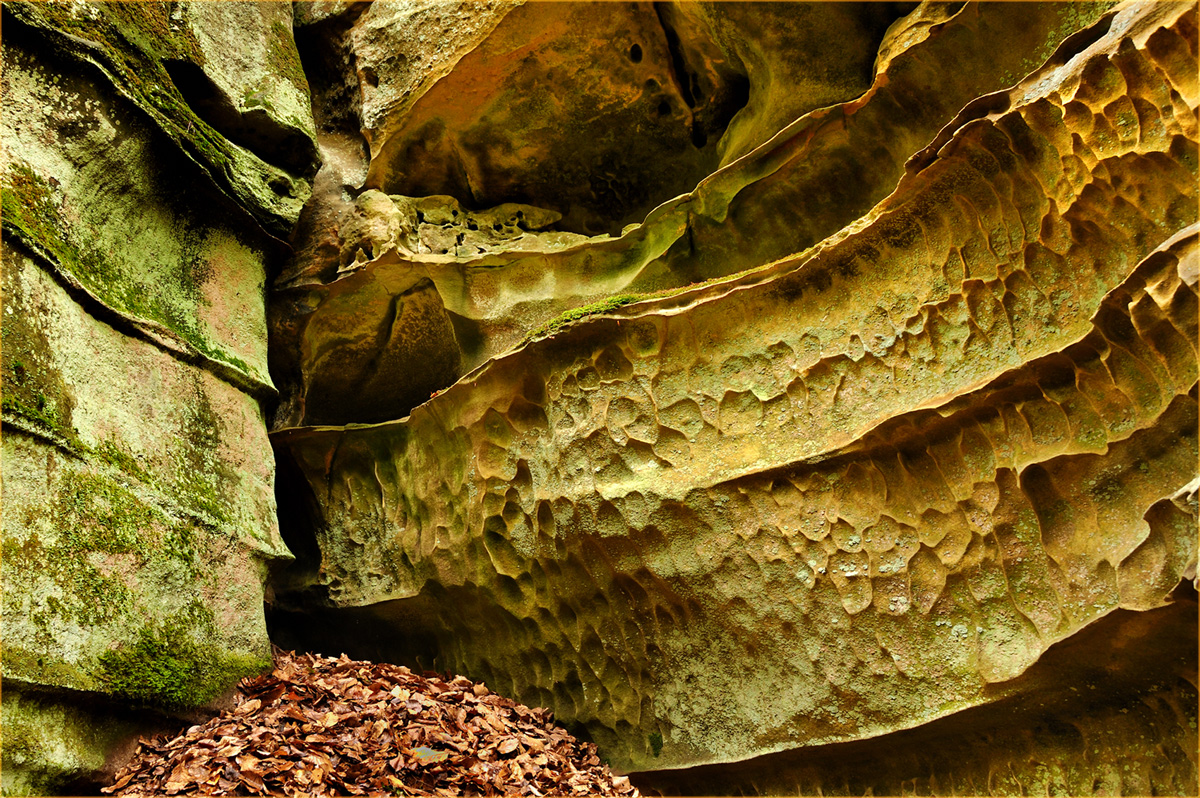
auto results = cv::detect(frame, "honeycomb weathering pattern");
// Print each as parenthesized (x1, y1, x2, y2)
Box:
(273, 1, 1199, 776)
(269, 1, 1125, 430)
(631, 601, 1199, 795)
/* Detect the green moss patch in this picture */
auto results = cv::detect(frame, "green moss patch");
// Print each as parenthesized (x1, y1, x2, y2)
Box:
(1, 162, 174, 330)
(1, 162, 85, 275)
(0, 393, 76, 444)
(2, 531, 136, 646)
(1, 686, 153, 797)
(9, 1, 231, 171)
(522, 258, 781, 343)
(5, 1, 304, 236)
(0, 258, 84, 449)
(1, 444, 267, 698)
(648, 731, 664, 758)
(96, 615, 269, 709)
(49, 468, 210, 567)
(266, 20, 309, 97)
(94, 440, 154, 483)
(527, 295, 641, 341)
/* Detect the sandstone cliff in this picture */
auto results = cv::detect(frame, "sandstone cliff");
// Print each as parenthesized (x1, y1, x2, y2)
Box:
(2, 2, 1196, 795)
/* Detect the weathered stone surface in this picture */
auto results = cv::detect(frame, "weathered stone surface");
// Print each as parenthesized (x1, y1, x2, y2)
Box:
(633, 601, 1198, 795)
(1, 3, 310, 793)
(3, 240, 287, 689)
(2, 26, 276, 394)
(1, 685, 180, 797)
(270, 0, 1199, 774)
(6, 0, 1198, 793)
(172, 1, 319, 178)
(3, 0, 316, 239)
(270, 1, 1120, 429)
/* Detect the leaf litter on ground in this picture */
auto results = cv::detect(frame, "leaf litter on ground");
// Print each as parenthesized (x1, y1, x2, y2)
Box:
(103, 648, 639, 797)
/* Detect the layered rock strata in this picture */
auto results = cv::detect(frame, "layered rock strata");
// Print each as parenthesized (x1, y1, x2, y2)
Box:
(269, 1, 1121, 428)
(635, 601, 1198, 795)
(3, 0, 1197, 793)
(270, 0, 1199, 779)
(1, 2, 313, 793)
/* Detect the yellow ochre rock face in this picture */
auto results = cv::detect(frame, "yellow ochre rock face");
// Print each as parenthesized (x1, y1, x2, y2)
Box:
(13, 0, 1196, 794)
(270, 0, 1199, 781)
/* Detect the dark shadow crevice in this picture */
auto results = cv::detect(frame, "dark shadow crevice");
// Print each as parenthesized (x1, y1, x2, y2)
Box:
(162, 58, 319, 178)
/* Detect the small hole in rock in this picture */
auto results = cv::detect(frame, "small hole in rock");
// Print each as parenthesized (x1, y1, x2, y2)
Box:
(657, 99, 671, 117)
(629, 44, 643, 63)
(362, 67, 379, 88)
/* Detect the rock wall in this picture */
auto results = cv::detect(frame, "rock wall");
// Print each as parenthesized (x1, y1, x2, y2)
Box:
(1, 2, 312, 793)
(268, 0, 1199, 785)
(3, 1, 1197, 794)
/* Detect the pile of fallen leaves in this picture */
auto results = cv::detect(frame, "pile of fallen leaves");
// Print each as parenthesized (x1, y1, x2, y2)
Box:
(104, 649, 639, 797)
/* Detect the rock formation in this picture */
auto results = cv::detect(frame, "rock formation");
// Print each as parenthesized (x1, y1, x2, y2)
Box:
(1, 2, 308, 792)
(2, 1, 1197, 795)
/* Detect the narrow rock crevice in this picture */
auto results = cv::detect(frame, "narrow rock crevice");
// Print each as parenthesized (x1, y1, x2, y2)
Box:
(162, 58, 319, 178)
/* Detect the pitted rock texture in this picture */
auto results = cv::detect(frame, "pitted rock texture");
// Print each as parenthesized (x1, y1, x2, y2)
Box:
(633, 601, 1198, 795)
(271, 1, 1121, 429)
(4, 0, 1198, 794)
(1, 2, 311, 793)
(271, 0, 1199, 776)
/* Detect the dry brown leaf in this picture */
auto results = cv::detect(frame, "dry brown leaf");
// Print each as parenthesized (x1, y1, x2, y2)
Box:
(235, 699, 262, 716)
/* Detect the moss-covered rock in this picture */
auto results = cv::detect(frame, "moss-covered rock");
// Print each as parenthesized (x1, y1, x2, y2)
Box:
(3, 1, 316, 238)
(1, 237, 288, 688)
(95, 612, 271, 710)
(0, 687, 170, 797)
(1, 3, 303, 792)
(1, 27, 276, 395)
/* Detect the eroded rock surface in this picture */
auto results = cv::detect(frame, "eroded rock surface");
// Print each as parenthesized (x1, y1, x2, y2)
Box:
(270, 1, 1122, 429)
(635, 602, 1199, 795)
(5, 0, 1198, 794)
(269, 0, 1199, 780)
(1, 2, 310, 793)
(351, 2, 908, 237)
